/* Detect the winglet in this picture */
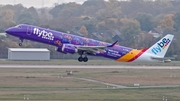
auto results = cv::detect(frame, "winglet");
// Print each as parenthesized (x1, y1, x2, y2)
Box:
(107, 40, 118, 47)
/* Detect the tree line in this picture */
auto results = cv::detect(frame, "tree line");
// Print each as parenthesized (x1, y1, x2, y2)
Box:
(1, 0, 180, 59)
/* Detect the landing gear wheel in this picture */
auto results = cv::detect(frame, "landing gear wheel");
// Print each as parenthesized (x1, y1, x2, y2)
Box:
(83, 57, 88, 62)
(78, 57, 83, 62)
(19, 43, 22, 46)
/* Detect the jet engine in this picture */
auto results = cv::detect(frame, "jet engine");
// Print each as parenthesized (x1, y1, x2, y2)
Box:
(57, 44, 78, 54)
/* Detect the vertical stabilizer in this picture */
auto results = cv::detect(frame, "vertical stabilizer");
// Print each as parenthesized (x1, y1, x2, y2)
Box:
(145, 34, 174, 58)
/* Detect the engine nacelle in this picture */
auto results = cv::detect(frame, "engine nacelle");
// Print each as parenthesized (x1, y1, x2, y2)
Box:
(57, 44, 78, 54)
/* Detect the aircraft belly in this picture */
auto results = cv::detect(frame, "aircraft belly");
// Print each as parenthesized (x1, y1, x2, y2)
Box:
(132, 53, 154, 62)
(116, 49, 148, 62)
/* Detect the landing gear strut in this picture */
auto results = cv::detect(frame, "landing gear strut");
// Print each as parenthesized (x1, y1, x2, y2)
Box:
(78, 52, 88, 62)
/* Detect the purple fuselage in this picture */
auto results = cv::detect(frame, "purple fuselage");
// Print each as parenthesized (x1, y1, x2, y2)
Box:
(5, 24, 133, 60)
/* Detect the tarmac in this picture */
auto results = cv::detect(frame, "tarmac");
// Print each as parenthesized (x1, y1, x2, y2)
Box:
(0, 65, 179, 69)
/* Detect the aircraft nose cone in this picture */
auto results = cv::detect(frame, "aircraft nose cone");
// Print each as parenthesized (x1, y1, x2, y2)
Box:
(5, 28, 10, 34)
(5, 28, 13, 34)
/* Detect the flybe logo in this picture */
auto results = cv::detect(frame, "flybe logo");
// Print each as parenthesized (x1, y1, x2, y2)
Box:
(33, 28, 54, 40)
(151, 38, 171, 55)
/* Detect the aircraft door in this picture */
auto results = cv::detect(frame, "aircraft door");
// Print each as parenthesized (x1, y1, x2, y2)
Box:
(27, 26, 32, 35)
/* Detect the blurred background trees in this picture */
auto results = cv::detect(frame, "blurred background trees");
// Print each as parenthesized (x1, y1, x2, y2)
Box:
(1, 0, 180, 59)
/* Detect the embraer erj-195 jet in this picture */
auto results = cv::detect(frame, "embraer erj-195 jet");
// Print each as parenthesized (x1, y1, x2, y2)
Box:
(5, 24, 174, 62)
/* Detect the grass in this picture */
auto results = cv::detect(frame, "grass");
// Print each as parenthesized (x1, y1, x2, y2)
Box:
(0, 68, 180, 100)
(1, 88, 180, 100)
(0, 68, 104, 88)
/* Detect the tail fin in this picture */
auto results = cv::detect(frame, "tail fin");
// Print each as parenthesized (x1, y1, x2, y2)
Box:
(146, 34, 174, 58)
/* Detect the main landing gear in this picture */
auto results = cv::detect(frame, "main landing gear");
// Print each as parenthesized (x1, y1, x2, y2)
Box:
(78, 52, 88, 62)
(78, 56, 88, 62)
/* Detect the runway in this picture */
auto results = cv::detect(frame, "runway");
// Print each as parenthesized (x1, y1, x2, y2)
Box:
(0, 65, 180, 69)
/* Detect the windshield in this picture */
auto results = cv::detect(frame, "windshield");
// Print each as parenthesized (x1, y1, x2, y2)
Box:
(15, 25, 22, 29)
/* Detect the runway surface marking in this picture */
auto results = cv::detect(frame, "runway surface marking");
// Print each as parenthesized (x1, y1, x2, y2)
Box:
(78, 78, 127, 88)
(77, 77, 180, 89)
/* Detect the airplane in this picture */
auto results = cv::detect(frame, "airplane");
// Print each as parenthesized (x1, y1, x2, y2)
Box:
(5, 24, 174, 63)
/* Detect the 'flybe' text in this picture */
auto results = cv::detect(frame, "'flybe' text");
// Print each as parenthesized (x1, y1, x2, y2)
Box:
(151, 38, 170, 55)
(33, 28, 54, 40)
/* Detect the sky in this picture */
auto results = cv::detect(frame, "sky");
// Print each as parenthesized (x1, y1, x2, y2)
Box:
(0, 0, 88, 8)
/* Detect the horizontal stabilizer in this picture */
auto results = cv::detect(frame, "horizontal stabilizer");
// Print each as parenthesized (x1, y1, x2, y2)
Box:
(151, 57, 175, 60)
(151, 57, 175, 62)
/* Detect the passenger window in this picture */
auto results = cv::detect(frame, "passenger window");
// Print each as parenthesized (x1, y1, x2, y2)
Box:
(122, 51, 126, 55)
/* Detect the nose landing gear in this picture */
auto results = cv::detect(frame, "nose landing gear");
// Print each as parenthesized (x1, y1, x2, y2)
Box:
(19, 43, 22, 46)
(19, 38, 23, 46)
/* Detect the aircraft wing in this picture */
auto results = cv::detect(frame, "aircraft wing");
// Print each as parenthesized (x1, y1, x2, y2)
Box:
(76, 46, 107, 53)
(75, 41, 118, 53)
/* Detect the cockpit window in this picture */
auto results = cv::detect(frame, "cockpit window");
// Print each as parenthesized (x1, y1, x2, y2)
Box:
(15, 25, 22, 29)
